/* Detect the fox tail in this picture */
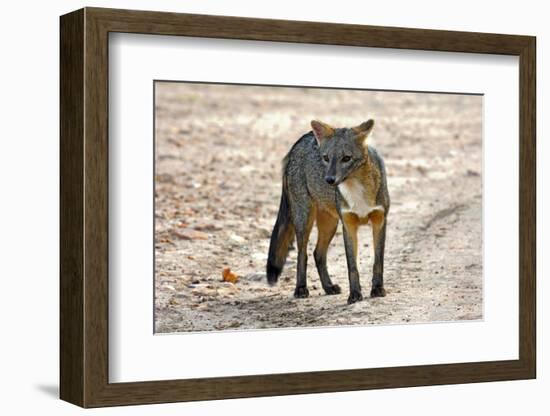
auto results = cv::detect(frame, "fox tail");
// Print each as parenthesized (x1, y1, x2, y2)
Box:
(266, 177, 295, 285)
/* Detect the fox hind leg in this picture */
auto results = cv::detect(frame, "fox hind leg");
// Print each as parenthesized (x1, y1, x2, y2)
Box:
(292, 203, 316, 298)
(314, 210, 341, 295)
(370, 210, 387, 298)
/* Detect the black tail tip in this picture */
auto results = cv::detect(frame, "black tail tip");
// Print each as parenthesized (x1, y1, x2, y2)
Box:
(266, 262, 282, 286)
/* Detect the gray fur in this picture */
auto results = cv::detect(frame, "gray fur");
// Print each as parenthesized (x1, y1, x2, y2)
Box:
(267, 123, 390, 304)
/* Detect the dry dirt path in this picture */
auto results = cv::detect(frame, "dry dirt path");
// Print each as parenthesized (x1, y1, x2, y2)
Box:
(154, 83, 483, 333)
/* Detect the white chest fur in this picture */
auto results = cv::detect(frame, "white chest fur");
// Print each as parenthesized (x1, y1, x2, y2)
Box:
(337, 178, 384, 218)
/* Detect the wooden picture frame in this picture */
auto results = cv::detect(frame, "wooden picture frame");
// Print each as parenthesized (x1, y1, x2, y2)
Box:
(60, 7, 536, 408)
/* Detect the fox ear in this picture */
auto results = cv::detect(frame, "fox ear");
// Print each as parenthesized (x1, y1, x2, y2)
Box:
(352, 119, 375, 146)
(352, 119, 375, 136)
(311, 120, 334, 145)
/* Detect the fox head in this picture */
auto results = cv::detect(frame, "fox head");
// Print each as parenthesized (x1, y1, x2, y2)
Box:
(311, 119, 375, 186)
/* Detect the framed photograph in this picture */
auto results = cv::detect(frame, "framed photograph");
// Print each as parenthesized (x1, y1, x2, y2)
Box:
(60, 7, 536, 408)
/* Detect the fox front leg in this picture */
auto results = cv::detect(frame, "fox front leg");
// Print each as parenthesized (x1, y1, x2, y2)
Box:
(341, 213, 363, 304)
(314, 210, 342, 295)
(370, 211, 387, 297)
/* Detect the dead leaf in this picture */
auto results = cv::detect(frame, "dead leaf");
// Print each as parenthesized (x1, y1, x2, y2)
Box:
(194, 223, 222, 231)
(173, 228, 208, 240)
(222, 267, 239, 284)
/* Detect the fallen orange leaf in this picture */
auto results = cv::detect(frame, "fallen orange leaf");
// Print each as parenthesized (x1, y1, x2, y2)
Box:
(222, 267, 239, 284)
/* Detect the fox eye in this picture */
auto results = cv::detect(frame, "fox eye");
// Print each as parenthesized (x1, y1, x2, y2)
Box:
(342, 155, 352, 163)
(323, 155, 329, 162)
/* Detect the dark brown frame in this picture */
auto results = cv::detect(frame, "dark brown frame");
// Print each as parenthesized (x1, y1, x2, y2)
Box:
(60, 7, 536, 408)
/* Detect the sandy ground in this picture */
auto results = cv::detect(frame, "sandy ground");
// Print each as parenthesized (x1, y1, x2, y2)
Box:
(154, 82, 483, 333)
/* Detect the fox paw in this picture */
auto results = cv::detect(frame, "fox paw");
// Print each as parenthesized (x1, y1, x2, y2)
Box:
(347, 290, 363, 304)
(294, 286, 310, 298)
(370, 286, 386, 298)
(324, 284, 341, 295)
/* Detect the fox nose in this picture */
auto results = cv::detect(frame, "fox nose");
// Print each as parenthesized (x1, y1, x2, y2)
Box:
(325, 176, 336, 185)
